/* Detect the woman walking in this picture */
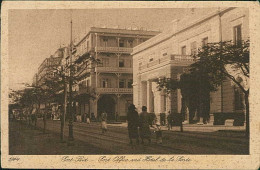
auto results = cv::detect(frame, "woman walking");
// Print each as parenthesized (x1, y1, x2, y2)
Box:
(101, 111, 108, 133)
(139, 106, 151, 145)
(126, 104, 139, 145)
(86, 112, 90, 124)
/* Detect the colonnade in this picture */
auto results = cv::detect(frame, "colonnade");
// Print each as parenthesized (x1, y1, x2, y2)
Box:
(140, 80, 172, 116)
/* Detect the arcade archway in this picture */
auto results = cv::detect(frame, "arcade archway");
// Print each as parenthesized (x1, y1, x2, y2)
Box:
(97, 95, 116, 120)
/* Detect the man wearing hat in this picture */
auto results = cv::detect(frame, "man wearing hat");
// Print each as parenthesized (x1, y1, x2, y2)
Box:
(126, 104, 139, 146)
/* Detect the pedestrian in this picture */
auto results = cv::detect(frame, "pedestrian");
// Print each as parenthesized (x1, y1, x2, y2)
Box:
(167, 111, 173, 130)
(86, 112, 90, 124)
(139, 106, 151, 145)
(126, 104, 139, 146)
(160, 113, 166, 126)
(83, 112, 86, 123)
(149, 112, 156, 127)
(31, 108, 37, 127)
(91, 112, 95, 121)
(154, 120, 163, 144)
(101, 111, 108, 133)
(115, 112, 119, 122)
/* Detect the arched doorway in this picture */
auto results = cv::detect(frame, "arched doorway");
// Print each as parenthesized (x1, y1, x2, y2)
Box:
(97, 95, 116, 120)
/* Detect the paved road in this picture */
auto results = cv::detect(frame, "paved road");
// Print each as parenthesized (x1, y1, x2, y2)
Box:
(28, 119, 249, 154)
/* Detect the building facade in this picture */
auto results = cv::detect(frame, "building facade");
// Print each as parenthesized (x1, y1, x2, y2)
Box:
(37, 54, 63, 86)
(32, 73, 38, 86)
(132, 8, 249, 122)
(36, 48, 64, 111)
(71, 27, 159, 120)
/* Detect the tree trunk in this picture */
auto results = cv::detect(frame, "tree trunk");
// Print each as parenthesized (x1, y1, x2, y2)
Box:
(61, 83, 67, 142)
(245, 90, 249, 138)
(43, 103, 47, 133)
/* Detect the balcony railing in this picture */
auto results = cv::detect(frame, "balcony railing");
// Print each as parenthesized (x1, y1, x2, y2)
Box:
(95, 46, 133, 54)
(139, 54, 194, 71)
(96, 88, 133, 94)
(78, 86, 89, 95)
(95, 66, 132, 73)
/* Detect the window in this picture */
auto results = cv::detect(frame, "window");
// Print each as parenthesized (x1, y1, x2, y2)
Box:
(202, 37, 208, 47)
(119, 39, 124, 47)
(181, 46, 186, 55)
(162, 52, 167, 56)
(101, 79, 108, 88)
(234, 25, 242, 46)
(119, 79, 125, 88)
(119, 59, 124, 67)
(103, 38, 108, 47)
(101, 58, 109, 67)
(163, 95, 167, 112)
(191, 41, 197, 55)
(127, 79, 133, 88)
(128, 40, 133, 48)
(149, 53, 154, 62)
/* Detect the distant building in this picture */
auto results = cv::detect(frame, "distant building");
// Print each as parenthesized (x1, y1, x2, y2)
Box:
(37, 49, 63, 86)
(70, 27, 159, 120)
(32, 73, 38, 86)
(132, 8, 249, 122)
(35, 48, 64, 111)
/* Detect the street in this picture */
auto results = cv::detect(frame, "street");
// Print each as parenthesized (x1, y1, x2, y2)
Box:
(9, 119, 249, 155)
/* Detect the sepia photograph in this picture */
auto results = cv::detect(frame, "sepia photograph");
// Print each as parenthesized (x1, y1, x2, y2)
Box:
(1, 1, 260, 169)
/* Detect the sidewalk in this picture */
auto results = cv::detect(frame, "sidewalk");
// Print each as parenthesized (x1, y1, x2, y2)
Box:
(107, 121, 246, 132)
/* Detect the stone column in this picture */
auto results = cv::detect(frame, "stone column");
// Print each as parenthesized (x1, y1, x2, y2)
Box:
(160, 92, 166, 114)
(177, 89, 182, 113)
(147, 80, 153, 113)
(141, 81, 147, 107)
(167, 92, 173, 113)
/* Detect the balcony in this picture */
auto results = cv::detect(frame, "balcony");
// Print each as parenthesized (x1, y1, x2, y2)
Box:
(96, 88, 133, 94)
(95, 46, 133, 54)
(139, 54, 194, 71)
(95, 66, 132, 74)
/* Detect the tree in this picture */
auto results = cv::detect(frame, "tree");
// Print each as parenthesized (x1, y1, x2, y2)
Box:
(45, 53, 100, 141)
(157, 40, 249, 137)
(157, 69, 215, 124)
(190, 40, 249, 137)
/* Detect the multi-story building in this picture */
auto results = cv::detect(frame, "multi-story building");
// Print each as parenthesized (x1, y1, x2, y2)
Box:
(32, 73, 38, 86)
(36, 48, 64, 111)
(132, 7, 249, 123)
(71, 27, 159, 120)
(37, 54, 63, 86)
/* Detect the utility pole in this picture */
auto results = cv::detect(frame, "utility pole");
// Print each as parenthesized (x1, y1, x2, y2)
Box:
(68, 19, 74, 145)
(61, 65, 66, 142)
(219, 8, 224, 113)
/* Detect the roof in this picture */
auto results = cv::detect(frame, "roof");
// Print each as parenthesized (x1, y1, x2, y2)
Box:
(132, 7, 235, 55)
(75, 26, 160, 46)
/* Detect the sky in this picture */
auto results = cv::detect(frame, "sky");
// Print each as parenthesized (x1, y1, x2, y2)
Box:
(8, 8, 215, 91)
